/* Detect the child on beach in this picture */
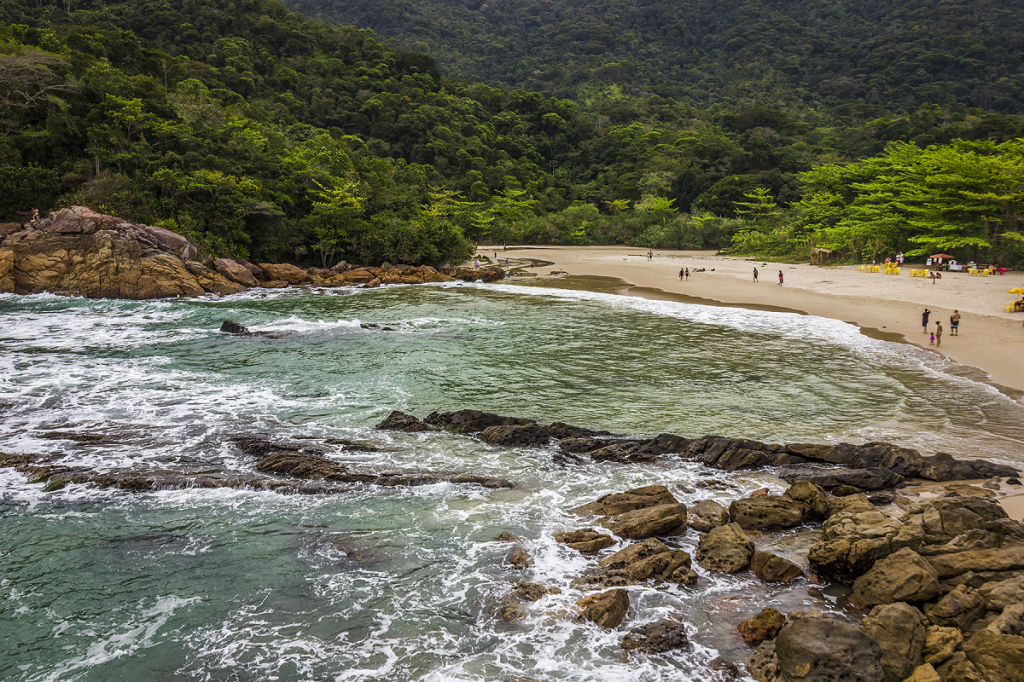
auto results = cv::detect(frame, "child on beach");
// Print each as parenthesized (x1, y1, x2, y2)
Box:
(929, 332, 935, 346)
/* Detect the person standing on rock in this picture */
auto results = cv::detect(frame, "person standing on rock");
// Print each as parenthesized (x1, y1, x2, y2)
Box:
(935, 321, 943, 347)
(922, 308, 931, 333)
(951, 310, 960, 335)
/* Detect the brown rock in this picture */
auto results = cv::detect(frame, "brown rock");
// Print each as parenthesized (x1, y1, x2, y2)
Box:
(602, 503, 687, 539)
(696, 523, 754, 573)
(598, 537, 671, 569)
(506, 546, 533, 569)
(730, 496, 805, 530)
(748, 639, 782, 682)
(554, 528, 615, 555)
(775, 616, 884, 682)
(924, 584, 987, 630)
(852, 547, 941, 608)
(214, 258, 259, 286)
(621, 618, 689, 653)
(785, 480, 830, 521)
(927, 545, 1024, 580)
(962, 627, 1024, 682)
(751, 550, 805, 583)
(375, 411, 435, 432)
(924, 626, 963, 667)
(738, 608, 785, 646)
(258, 262, 309, 284)
(572, 485, 678, 516)
(687, 499, 730, 532)
(859, 602, 928, 682)
(903, 663, 942, 682)
(575, 589, 629, 628)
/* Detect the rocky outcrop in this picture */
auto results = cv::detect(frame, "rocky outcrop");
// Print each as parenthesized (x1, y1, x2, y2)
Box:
(0, 206, 237, 299)
(496, 581, 561, 622)
(751, 551, 805, 583)
(687, 499, 730, 532)
(851, 547, 942, 608)
(554, 528, 616, 555)
(730, 496, 806, 531)
(375, 411, 436, 432)
(571, 537, 697, 589)
(572, 485, 679, 516)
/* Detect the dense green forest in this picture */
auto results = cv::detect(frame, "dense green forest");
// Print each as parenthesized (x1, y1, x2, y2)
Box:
(1, 0, 1022, 267)
(283, 0, 1024, 112)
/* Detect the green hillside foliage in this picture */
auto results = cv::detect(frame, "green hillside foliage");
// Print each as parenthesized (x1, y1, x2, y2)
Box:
(1, 0, 1023, 267)
(281, 0, 1024, 112)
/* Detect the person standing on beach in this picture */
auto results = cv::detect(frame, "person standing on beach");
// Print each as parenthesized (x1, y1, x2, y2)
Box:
(753, 267, 759, 282)
(951, 310, 960, 335)
(929, 332, 935, 346)
(778, 270, 783, 285)
(685, 268, 689, 280)
(679, 268, 685, 280)
(935, 321, 943, 347)
(922, 308, 931, 333)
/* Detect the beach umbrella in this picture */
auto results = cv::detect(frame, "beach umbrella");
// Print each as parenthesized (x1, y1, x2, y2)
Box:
(1009, 288, 1024, 295)
(930, 253, 954, 259)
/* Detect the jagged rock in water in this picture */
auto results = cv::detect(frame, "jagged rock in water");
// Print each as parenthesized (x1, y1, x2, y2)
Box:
(687, 499, 730, 532)
(496, 581, 561, 622)
(573, 538, 697, 589)
(621, 618, 689, 653)
(775, 616, 884, 682)
(572, 485, 679, 516)
(601, 503, 687, 539)
(375, 410, 435, 432)
(859, 603, 929, 682)
(220, 319, 250, 334)
(851, 547, 941, 608)
(478, 424, 553, 447)
(505, 546, 533, 569)
(425, 409, 536, 433)
(696, 523, 754, 573)
(730, 496, 806, 531)
(495, 531, 521, 543)
(575, 589, 629, 629)
(738, 607, 785, 646)
(554, 528, 615, 555)
(751, 550, 804, 583)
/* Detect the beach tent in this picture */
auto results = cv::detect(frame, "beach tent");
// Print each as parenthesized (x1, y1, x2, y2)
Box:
(1009, 288, 1024, 295)
(930, 254, 954, 259)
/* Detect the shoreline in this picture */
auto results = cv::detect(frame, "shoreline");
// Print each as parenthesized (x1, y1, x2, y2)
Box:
(481, 245, 1024, 397)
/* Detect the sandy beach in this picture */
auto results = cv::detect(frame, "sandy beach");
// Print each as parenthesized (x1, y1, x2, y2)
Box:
(479, 245, 1024, 395)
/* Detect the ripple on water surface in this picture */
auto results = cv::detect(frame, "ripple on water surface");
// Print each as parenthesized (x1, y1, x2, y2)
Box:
(1, 285, 1023, 681)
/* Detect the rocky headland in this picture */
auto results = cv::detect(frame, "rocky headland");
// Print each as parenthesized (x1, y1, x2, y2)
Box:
(380, 409, 1024, 682)
(0, 206, 503, 299)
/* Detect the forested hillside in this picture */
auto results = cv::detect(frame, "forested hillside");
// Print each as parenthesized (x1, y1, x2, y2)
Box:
(282, 0, 1024, 112)
(1, 0, 1022, 267)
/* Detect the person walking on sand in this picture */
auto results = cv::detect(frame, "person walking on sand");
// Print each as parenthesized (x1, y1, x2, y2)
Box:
(753, 267, 759, 282)
(778, 270, 784, 285)
(951, 310, 960, 335)
(922, 308, 931, 333)
(935, 321, 943, 347)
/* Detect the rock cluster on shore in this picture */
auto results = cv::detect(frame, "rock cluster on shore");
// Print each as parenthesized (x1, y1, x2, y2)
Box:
(0, 206, 503, 299)
(379, 409, 1024, 680)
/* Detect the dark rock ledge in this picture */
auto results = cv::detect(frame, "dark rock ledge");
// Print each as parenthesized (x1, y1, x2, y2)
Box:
(0, 435, 513, 494)
(377, 409, 1019, 491)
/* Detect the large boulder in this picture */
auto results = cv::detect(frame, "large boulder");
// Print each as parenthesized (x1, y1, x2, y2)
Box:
(751, 551, 805, 583)
(923, 584, 987, 630)
(730, 496, 806, 531)
(573, 485, 678, 516)
(601, 503, 687, 539)
(257, 262, 309, 284)
(859, 603, 928, 682)
(962, 626, 1024, 682)
(574, 538, 697, 589)
(575, 589, 629, 629)
(696, 523, 754, 573)
(785, 481, 830, 521)
(0, 206, 224, 299)
(214, 258, 259, 286)
(775, 616, 884, 682)
(424, 409, 536, 433)
(851, 547, 941, 608)
(687, 499, 730, 532)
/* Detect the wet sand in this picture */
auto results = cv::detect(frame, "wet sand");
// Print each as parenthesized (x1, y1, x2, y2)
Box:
(481, 246, 1024, 395)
